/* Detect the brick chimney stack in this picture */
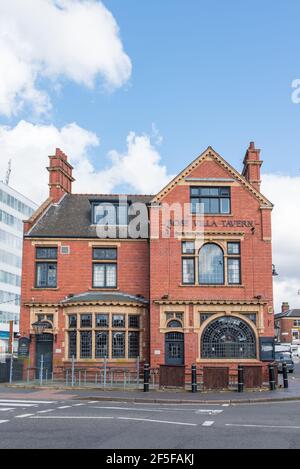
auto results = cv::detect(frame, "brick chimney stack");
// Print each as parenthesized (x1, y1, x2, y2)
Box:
(281, 302, 290, 313)
(242, 141, 263, 192)
(47, 148, 75, 203)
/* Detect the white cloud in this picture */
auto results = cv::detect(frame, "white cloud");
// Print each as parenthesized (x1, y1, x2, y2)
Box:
(0, 0, 132, 116)
(0, 121, 173, 202)
(261, 174, 300, 312)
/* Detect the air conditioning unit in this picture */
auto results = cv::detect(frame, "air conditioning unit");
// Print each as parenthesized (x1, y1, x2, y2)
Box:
(61, 246, 70, 255)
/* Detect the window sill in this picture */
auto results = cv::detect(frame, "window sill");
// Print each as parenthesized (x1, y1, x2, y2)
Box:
(88, 287, 119, 291)
(179, 284, 245, 288)
(31, 287, 60, 291)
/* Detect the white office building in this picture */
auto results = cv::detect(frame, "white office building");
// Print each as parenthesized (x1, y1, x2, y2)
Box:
(0, 181, 37, 353)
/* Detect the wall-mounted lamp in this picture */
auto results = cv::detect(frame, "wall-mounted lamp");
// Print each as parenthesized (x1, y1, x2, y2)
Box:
(272, 264, 279, 277)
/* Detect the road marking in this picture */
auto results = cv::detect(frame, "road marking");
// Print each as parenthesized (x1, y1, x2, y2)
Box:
(226, 424, 300, 430)
(117, 417, 197, 427)
(57, 406, 72, 409)
(37, 409, 55, 414)
(0, 400, 56, 404)
(91, 406, 165, 413)
(202, 421, 215, 427)
(0, 420, 9, 424)
(195, 410, 223, 415)
(15, 414, 34, 418)
(88, 401, 99, 404)
(30, 416, 114, 420)
(73, 404, 86, 407)
(222, 404, 230, 407)
(0, 403, 37, 408)
(0, 408, 14, 412)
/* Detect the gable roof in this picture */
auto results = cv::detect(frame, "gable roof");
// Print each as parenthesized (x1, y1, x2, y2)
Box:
(27, 193, 153, 239)
(151, 146, 273, 207)
(275, 309, 300, 319)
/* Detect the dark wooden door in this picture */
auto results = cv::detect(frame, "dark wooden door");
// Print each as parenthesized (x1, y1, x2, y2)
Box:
(35, 334, 53, 378)
(165, 333, 184, 366)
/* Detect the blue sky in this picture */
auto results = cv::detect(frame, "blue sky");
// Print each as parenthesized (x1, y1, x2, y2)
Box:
(4, 0, 300, 178)
(0, 0, 299, 310)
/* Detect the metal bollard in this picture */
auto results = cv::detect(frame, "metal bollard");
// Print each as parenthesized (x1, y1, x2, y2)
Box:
(282, 362, 289, 389)
(238, 365, 244, 393)
(269, 363, 276, 391)
(191, 364, 197, 393)
(143, 363, 150, 392)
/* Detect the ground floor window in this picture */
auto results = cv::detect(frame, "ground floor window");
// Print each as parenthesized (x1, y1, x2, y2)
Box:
(67, 311, 141, 360)
(201, 316, 256, 359)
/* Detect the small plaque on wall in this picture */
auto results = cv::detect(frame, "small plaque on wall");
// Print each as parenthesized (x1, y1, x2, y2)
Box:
(154, 350, 161, 355)
(18, 337, 30, 357)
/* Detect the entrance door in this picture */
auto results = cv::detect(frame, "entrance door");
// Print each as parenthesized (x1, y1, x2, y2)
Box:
(165, 332, 184, 366)
(35, 334, 53, 379)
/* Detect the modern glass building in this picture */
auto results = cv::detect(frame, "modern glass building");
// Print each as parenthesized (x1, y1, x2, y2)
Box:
(0, 181, 37, 353)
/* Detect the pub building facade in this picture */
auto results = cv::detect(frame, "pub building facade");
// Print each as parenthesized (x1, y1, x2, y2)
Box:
(19, 143, 275, 381)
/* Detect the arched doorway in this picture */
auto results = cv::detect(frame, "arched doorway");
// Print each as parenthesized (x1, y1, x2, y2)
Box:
(165, 332, 184, 365)
(201, 316, 256, 359)
(35, 333, 53, 378)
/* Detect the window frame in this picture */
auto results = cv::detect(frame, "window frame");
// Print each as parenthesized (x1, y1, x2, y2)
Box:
(182, 257, 195, 285)
(35, 247, 58, 289)
(91, 202, 129, 226)
(190, 186, 231, 215)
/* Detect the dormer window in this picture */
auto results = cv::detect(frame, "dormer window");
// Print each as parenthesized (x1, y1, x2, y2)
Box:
(92, 202, 128, 226)
(190, 187, 231, 214)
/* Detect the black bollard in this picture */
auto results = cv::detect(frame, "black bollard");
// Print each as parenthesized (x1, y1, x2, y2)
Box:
(191, 364, 197, 393)
(238, 365, 244, 393)
(269, 363, 276, 391)
(282, 362, 289, 389)
(143, 363, 150, 392)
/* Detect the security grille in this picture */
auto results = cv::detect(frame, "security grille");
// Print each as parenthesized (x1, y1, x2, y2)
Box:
(201, 316, 256, 359)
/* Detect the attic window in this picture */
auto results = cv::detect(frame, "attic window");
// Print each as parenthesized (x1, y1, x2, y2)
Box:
(190, 187, 231, 215)
(92, 202, 128, 226)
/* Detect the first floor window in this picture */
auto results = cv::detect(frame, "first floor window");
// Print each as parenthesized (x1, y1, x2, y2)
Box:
(93, 263, 117, 288)
(199, 243, 224, 285)
(112, 332, 125, 358)
(80, 331, 92, 358)
(228, 258, 241, 284)
(36, 263, 57, 288)
(182, 258, 195, 284)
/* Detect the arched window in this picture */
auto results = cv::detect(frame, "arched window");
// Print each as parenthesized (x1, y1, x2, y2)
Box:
(199, 243, 224, 285)
(167, 320, 182, 328)
(201, 316, 256, 359)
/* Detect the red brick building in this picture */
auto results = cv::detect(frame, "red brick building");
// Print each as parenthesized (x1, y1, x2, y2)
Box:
(20, 143, 275, 380)
(275, 302, 300, 344)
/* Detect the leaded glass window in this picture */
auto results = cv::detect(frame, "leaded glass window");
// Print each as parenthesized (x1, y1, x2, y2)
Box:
(80, 331, 92, 358)
(199, 243, 224, 285)
(112, 332, 125, 358)
(95, 332, 109, 358)
(201, 316, 256, 359)
(129, 315, 140, 329)
(69, 331, 77, 358)
(128, 332, 140, 358)
(96, 314, 109, 328)
(112, 315, 125, 328)
(80, 314, 92, 328)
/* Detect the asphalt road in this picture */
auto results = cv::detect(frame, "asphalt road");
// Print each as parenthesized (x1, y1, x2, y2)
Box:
(0, 393, 300, 449)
